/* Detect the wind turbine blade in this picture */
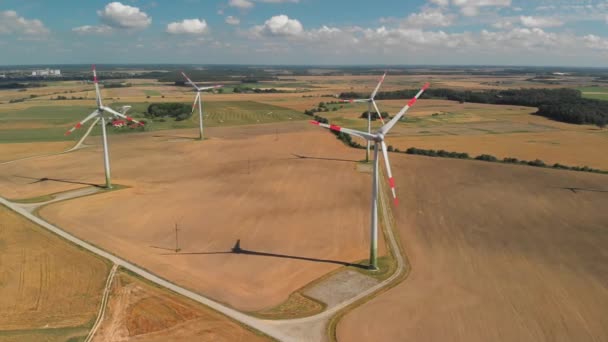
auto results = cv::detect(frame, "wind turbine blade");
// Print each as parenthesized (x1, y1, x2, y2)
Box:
(102, 106, 144, 125)
(380, 82, 429, 134)
(198, 85, 223, 90)
(181, 71, 200, 91)
(370, 72, 387, 100)
(191, 92, 200, 114)
(381, 141, 398, 206)
(65, 110, 100, 135)
(372, 100, 385, 125)
(309, 120, 376, 141)
(92, 65, 103, 108)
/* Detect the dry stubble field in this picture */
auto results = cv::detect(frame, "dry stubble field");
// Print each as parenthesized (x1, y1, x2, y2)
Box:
(338, 154, 608, 342)
(0, 123, 385, 312)
(92, 269, 269, 342)
(0, 204, 110, 342)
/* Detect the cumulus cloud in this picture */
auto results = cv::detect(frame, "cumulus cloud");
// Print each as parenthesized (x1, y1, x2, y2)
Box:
(403, 8, 455, 28)
(430, 0, 449, 6)
(0, 10, 49, 35)
(72, 25, 113, 34)
(166, 19, 208, 35)
(584, 34, 608, 50)
(230, 0, 299, 9)
(251, 15, 303, 37)
(98, 2, 151, 29)
(225, 16, 240, 25)
(229, 0, 254, 9)
(452, 0, 512, 16)
(520, 16, 563, 28)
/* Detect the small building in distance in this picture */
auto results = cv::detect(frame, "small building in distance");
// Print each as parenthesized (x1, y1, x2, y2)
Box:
(31, 69, 61, 77)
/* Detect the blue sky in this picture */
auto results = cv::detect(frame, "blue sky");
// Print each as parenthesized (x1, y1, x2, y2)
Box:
(1, 0, 607, 66)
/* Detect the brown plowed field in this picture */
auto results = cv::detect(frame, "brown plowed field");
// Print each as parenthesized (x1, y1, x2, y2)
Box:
(338, 154, 608, 342)
(0, 123, 384, 311)
(0, 204, 110, 339)
(92, 270, 269, 342)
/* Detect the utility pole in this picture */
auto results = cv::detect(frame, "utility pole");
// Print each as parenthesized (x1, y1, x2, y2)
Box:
(174, 223, 181, 253)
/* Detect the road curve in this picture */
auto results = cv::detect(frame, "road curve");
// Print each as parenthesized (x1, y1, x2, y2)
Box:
(0, 196, 292, 341)
(0, 169, 406, 342)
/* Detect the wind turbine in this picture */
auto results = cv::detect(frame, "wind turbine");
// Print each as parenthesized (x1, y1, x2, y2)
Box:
(64, 65, 143, 189)
(340, 72, 387, 162)
(312, 82, 429, 270)
(181, 72, 223, 140)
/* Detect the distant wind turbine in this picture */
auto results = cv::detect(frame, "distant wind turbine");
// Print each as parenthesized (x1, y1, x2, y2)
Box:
(312, 82, 430, 269)
(340, 72, 387, 162)
(64, 65, 143, 189)
(181, 72, 223, 140)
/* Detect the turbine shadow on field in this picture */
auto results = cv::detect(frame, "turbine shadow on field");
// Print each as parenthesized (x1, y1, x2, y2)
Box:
(291, 153, 359, 163)
(13, 175, 104, 188)
(164, 239, 368, 269)
(153, 134, 198, 140)
(560, 187, 608, 194)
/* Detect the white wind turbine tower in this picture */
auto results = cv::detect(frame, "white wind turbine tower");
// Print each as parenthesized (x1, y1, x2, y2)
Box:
(340, 72, 387, 162)
(312, 82, 429, 270)
(181, 72, 223, 140)
(65, 65, 144, 189)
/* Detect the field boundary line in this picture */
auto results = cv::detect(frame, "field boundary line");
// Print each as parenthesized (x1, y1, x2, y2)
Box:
(85, 264, 118, 342)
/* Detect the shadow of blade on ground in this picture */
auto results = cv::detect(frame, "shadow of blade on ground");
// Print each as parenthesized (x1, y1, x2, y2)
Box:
(291, 153, 360, 163)
(12, 175, 104, 188)
(160, 239, 368, 269)
(557, 186, 608, 194)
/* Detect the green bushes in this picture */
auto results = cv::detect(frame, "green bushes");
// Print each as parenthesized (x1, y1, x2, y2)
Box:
(146, 103, 192, 121)
(360, 111, 390, 120)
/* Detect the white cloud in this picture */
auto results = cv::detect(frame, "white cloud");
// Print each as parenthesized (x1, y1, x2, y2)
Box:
(403, 8, 455, 28)
(492, 19, 513, 29)
(452, 0, 512, 16)
(251, 14, 303, 37)
(430, 0, 449, 6)
(584, 34, 608, 50)
(229, 0, 254, 9)
(0, 10, 49, 35)
(229, 0, 299, 9)
(225, 16, 240, 25)
(72, 25, 113, 34)
(167, 19, 208, 35)
(98, 2, 151, 29)
(520, 16, 563, 28)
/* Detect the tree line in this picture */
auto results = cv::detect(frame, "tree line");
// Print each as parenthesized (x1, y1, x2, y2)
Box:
(340, 88, 608, 127)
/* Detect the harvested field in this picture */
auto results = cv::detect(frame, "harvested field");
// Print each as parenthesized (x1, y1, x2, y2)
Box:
(338, 154, 608, 342)
(91, 269, 269, 342)
(0, 141, 72, 163)
(0, 123, 385, 311)
(0, 204, 110, 340)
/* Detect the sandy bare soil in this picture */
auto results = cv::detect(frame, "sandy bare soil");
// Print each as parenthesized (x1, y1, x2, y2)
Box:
(0, 122, 385, 311)
(338, 154, 608, 342)
(92, 270, 269, 342)
(0, 204, 109, 337)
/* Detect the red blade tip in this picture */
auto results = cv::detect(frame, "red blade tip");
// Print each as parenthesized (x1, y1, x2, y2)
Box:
(422, 82, 430, 90)
(310, 120, 320, 125)
(64, 131, 71, 136)
(394, 198, 399, 206)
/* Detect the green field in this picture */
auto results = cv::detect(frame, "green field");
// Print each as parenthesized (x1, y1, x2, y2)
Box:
(143, 90, 162, 96)
(578, 86, 608, 100)
(0, 101, 308, 143)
